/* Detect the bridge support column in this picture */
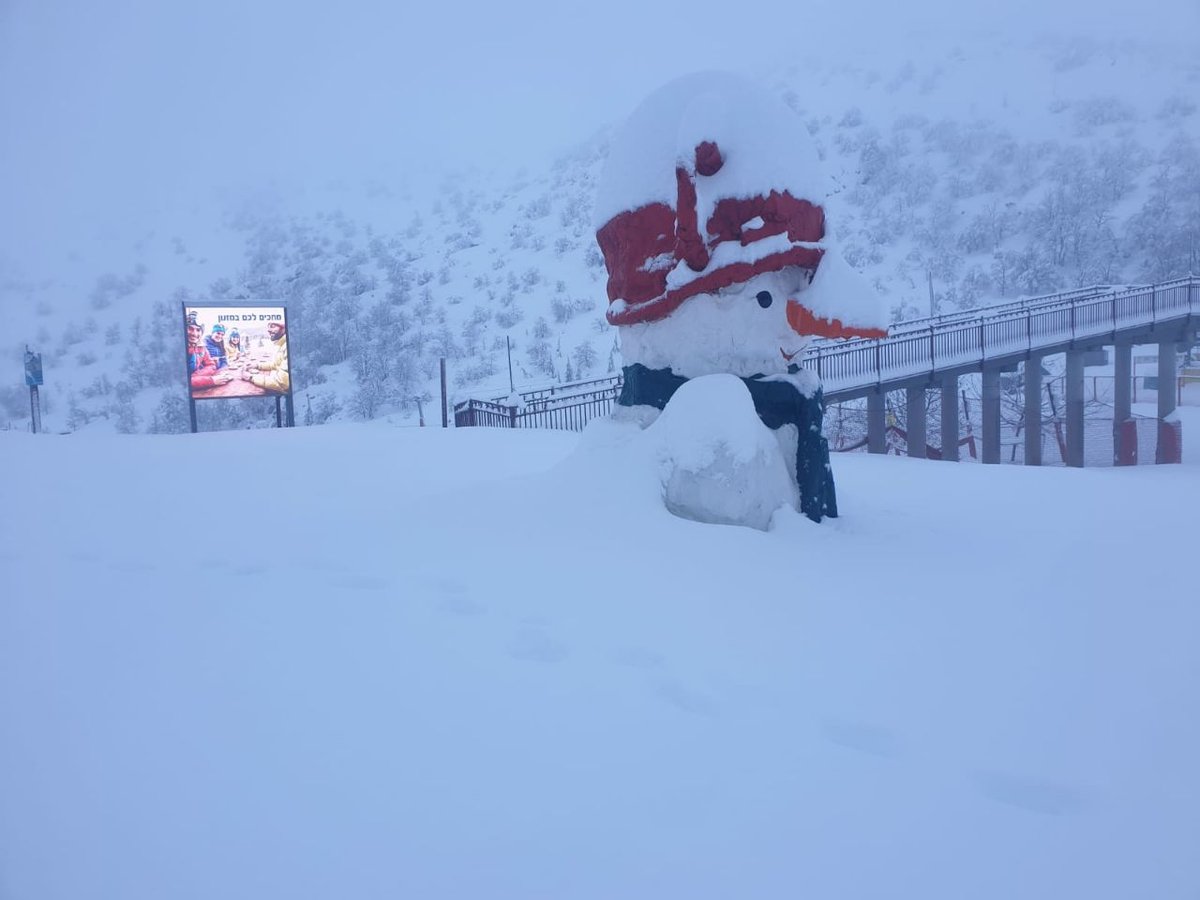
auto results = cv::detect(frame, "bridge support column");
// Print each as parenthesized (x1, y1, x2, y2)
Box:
(982, 367, 1001, 465)
(1158, 342, 1181, 463)
(1158, 342, 1178, 421)
(1024, 355, 1043, 466)
(940, 376, 959, 461)
(867, 390, 886, 454)
(1065, 349, 1085, 467)
(906, 386, 927, 459)
(1114, 341, 1134, 465)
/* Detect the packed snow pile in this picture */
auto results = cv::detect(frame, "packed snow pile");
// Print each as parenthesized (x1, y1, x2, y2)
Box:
(612, 374, 798, 531)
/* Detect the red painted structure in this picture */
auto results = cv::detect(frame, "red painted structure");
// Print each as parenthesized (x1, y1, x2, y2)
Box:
(596, 140, 885, 340)
(1157, 419, 1182, 464)
(1115, 419, 1138, 465)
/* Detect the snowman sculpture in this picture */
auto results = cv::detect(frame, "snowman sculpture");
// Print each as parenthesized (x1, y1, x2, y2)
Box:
(594, 72, 887, 527)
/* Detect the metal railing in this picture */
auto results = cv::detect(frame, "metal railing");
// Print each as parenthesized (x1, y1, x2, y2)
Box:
(454, 376, 623, 431)
(808, 277, 1199, 398)
(455, 278, 1197, 430)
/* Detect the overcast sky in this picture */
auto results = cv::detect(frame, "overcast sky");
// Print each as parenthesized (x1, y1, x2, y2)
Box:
(1, 0, 1197, 269)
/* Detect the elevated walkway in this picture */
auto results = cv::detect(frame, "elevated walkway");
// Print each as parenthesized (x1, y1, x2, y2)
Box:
(810, 278, 1198, 466)
(457, 278, 1199, 465)
(809, 278, 1198, 401)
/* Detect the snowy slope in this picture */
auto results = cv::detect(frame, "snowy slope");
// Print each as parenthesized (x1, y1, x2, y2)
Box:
(2, 410, 1199, 899)
(1, 31, 1197, 433)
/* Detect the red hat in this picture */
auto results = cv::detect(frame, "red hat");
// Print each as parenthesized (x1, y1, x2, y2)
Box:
(597, 139, 826, 327)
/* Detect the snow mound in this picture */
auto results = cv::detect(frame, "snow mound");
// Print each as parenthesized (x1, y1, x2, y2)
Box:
(649, 374, 797, 530)
(594, 71, 826, 229)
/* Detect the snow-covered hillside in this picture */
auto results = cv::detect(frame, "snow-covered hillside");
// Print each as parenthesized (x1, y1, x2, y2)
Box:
(1, 32, 1197, 433)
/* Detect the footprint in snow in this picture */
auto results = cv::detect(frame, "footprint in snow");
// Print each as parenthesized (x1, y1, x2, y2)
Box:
(507, 627, 568, 663)
(610, 646, 665, 669)
(656, 678, 717, 717)
(972, 770, 1086, 816)
(438, 592, 486, 617)
(821, 717, 903, 759)
(423, 577, 485, 616)
(331, 573, 392, 591)
(230, 562, 267, 577)
(107, 559, 157, 573)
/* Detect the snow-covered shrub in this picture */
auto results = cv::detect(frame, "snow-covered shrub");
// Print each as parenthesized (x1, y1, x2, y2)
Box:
(495, 307, 524, 329)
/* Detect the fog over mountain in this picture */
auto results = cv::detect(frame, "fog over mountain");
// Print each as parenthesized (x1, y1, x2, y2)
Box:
(1, 0, 1197, 432)
(2, 0, 1195, 262)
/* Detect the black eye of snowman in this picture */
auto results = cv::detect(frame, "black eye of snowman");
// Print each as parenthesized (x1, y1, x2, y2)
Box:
(756, 290, 773, 309)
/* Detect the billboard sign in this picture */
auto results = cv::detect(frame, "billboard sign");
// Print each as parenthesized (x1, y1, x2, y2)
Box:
(183, 304, 291, 401)
(24, 348, 43, 386)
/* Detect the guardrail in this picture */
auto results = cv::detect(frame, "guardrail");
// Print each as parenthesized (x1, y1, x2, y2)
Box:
(808, 276, 1199, 397)
(456, 277, 1198, 430)
(454, 378, 623, 431)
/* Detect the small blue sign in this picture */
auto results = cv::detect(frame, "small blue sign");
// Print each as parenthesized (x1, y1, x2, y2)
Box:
(24, 350, 43, 386)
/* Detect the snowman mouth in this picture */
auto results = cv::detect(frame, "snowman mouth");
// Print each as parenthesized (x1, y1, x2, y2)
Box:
(780, 348, 802, 363)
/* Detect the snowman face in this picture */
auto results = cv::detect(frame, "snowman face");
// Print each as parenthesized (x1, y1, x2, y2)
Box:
(619, 267, 815, 380)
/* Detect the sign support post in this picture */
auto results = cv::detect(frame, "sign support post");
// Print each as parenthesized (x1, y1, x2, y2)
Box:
(440, 357, 448, 428)
(24, 346, 43, 434)
(29, 385, 41, 434)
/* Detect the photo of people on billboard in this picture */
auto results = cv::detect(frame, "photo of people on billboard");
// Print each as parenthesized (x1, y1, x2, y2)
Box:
(184, 305, 291, 401)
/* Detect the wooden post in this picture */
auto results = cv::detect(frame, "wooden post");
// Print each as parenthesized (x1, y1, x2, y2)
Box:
(440, 357, 448, 428)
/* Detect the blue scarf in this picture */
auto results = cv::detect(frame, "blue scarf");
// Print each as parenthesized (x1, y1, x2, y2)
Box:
(618, 363, 837, 523)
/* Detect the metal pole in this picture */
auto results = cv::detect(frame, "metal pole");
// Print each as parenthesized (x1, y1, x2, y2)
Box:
(507, 336, 514, 393)
(29, 385, 40, 434)
(440, 357, 448, 428)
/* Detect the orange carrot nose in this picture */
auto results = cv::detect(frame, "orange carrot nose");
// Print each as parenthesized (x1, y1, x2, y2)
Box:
(786, 299, 888, 340)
